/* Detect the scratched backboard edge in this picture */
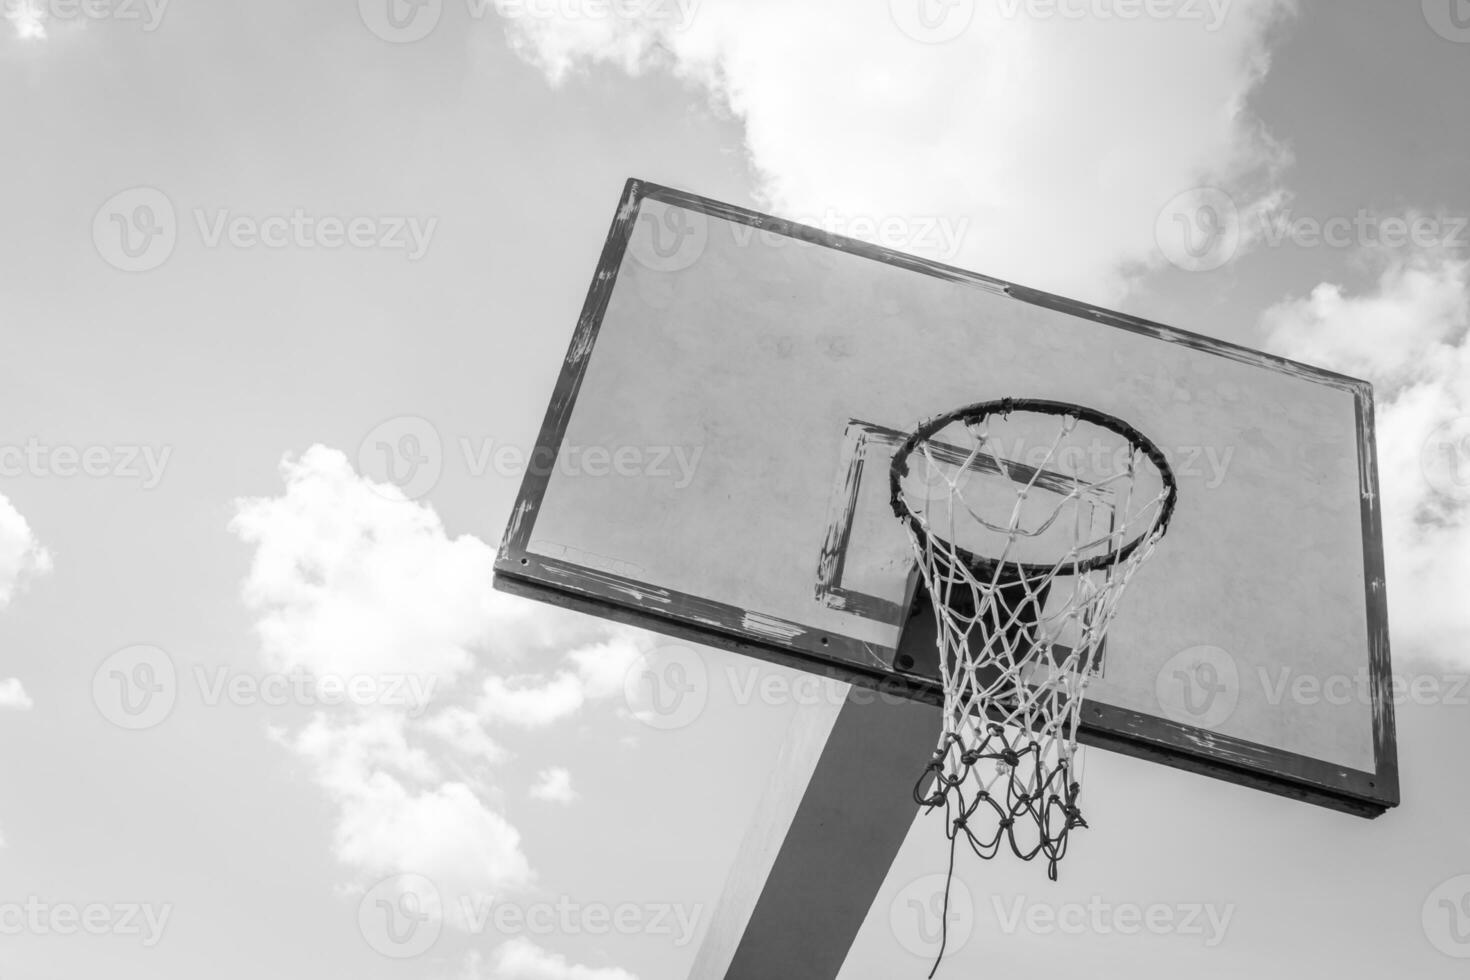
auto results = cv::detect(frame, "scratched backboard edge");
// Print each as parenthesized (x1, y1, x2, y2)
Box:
(493, 177, 1397, 817)
(1355, 388, 1399, 806)
(494, 566, 1388, 818)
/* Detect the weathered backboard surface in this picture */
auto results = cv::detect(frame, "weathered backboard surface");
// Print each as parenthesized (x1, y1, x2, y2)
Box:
(495, 179, 1398, 817)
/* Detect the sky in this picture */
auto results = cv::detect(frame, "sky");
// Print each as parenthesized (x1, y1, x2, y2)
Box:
(2, 1, 1469, 978)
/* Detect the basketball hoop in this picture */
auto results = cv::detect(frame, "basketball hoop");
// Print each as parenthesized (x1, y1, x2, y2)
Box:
(890, 397, 1178, 973)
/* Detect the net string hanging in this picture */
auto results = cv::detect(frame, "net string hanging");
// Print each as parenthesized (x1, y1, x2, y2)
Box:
(889, 398, 1178, 975)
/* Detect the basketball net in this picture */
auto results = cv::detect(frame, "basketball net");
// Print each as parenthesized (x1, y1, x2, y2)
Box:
(890, 399, 1177, 975)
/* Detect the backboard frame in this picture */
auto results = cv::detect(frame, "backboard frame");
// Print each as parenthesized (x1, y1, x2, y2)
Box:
(493, 178, 1398, 818)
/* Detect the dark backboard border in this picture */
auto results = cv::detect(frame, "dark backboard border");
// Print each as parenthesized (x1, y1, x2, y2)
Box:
(493, 178, 1399, 818)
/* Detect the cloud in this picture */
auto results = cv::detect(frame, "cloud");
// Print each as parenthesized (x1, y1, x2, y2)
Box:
(0, 678, 33, 711)
(231, 446, 511, 685)
(420, 706, 510, 765)
(0, 492, 52, 609)
(4, 2, 47, 41)
(478, 636, 643, 728)
(528, 767, 578, 804)
(497, 0, 1296, 301)
(231, 446, 627, 689)
(232, 445, 656, 921)
(480, 672, 588, 728)
(278, 712, 534, 905)
(0, 496, 44, 850)
(565, 638, 644, 699)
(1263, 248, 1470, 666)
(1265, 250, 1469, 390)
(462, 939, 639, 980)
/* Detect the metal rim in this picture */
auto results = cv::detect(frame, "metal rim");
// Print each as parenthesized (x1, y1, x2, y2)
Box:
(888, 397, 1179, 578)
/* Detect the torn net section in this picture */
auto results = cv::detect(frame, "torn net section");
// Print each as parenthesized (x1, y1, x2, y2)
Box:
(889, 399, 1176, 975)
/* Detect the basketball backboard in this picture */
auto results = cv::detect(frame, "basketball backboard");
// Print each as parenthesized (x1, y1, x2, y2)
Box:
(494, 178, 1398, 818)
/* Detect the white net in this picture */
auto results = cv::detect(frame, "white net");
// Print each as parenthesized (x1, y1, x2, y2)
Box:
(889, 399, 1176, 886)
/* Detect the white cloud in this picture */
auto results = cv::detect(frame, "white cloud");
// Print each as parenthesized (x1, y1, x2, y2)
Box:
(420, 706, 510, 765)
(287, 710, 441, 789)
(528, 767, 577, 804)
(280, 713, 533, 907)
(4, 2, 47, 41)
(0, 496, 40, 846)
(566, 637, 643, 699)
(462, 939, 639, 980)
(480, 672, 588, 728)
(479, 637, 644, 728)
(1263, 250, 1470, 666)
(232, 447, 508, 685)
(0, 492, 52, 609)
(0, 678, 33, 711)
(232, 446, 619, 686)
(233, 445, 659, 915)
(497, 0, 1295, 301)
(231, 446, 544, 910)
(1265, 251, 1469, 390)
